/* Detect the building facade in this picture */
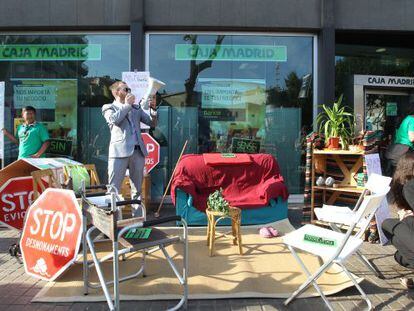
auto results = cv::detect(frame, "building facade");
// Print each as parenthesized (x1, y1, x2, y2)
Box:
(0, 0, 413, 198)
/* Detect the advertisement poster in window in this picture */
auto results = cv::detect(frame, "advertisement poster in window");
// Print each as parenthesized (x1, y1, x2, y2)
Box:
(199, 78, 265, 153)
(11, 79, 77, 157)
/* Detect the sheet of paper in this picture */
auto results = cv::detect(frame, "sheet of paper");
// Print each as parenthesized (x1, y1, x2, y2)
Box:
(364, 153, 390, 245)
(122, 71, 150, 129)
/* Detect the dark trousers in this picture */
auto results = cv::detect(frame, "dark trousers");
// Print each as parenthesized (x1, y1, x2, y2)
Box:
(385, 143, 410, 177)
(382, 216, 414, 269)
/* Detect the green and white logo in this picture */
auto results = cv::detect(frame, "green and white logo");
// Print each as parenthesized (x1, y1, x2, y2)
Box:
(175, 44, 287, 62)
(0, 44, 101, 61)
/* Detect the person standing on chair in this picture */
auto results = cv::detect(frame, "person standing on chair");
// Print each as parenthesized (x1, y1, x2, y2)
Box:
(2, 106, 50, 159)
(382, 152, 414, 289)
(102, 81, 157, 217)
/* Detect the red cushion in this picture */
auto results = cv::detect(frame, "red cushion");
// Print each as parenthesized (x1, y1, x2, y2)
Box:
(203, 153, 252, 166)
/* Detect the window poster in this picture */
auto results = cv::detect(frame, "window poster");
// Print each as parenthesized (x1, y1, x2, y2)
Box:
(122, 71, 150, 129)
(199, 78, 266, 153)
(11, 79, 78, 157)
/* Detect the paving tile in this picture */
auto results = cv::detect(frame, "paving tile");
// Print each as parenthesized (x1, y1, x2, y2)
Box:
(6, 305, 38, 311)
(185, 299, 199, 310)
(260, 303, 281, 311)
(121, 300, 151, 311)
(53, 305, 73, 311)
(330, 298, 356, 311)
(11, 295, 33, 305)
(150, 300, 175, 311)
(0, 295, 19, 305)
(70, 302, 105, 311)
(4, 305, 37, 311)
(229, 298, 248, 311)
(245, 299, 262, 311)
(35, 304, 57, 311)
(372, 293, 393, 310)
(9, 286, 31, 296)
(215, 299, 232, 311)
(197, 299, 217, 310)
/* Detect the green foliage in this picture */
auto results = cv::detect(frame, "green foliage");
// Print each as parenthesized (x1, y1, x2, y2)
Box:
(316, 95, 354, 149)
(207, 188, 230, 214)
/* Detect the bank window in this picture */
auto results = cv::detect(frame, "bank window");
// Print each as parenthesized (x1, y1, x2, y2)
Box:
(0, 34, 130, 181)
(148, 33, 314, 194)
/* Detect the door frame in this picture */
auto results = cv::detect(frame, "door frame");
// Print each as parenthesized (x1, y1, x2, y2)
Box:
(353, 75, 414, 132)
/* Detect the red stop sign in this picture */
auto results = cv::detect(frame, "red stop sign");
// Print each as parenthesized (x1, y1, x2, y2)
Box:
(142, 133, 160, 173)
(20, 188, 82, 281)
(0, 177, 39, 230)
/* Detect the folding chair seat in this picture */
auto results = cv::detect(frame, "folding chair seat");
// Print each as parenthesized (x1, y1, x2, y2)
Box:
(283, 192, 388, 311)
(314, 173, 392, 277)
(80, 189, 188, 311)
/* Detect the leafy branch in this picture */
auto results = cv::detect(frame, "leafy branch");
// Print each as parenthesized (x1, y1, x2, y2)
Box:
(207, 188, 230, 214)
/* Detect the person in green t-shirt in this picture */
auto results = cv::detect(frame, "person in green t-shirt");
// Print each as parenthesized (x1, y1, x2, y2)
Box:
(386, 110, 414, 176)
(2, 106, 50, 159)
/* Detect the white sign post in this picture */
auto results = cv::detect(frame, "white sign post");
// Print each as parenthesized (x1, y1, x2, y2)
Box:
(0, 82, 4, 163)
(364, 153, 389, 244)
(122, 71, 150, 129)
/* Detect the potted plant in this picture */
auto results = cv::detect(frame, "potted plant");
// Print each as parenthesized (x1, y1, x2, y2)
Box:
(207, 188, 230, 214)
(316, 95, 354, 150)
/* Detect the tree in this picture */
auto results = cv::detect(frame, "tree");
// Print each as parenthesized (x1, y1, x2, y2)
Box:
(183, 35, 225, 106)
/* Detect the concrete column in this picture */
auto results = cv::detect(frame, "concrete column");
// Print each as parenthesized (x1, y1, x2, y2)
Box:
(317, 0, 335, 108)
(130, 0, 145, 71)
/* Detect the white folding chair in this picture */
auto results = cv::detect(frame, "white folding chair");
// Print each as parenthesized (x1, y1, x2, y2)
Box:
(314, 173, 392, 277)
(283, 192, 388, 311)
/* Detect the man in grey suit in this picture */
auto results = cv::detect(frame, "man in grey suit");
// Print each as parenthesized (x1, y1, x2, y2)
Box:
(102, 81, 157, 217)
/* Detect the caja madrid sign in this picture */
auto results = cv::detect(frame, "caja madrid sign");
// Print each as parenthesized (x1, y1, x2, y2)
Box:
(354, 75, 414, 88)
(0, 176, 39, 230)
(142, 133, 160, 173)
(20, 188, 82, 281)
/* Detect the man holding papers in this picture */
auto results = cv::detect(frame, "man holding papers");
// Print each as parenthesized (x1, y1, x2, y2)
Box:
(102, 81, 157, 217)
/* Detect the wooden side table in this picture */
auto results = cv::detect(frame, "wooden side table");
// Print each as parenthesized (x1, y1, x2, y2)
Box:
(206, 207, 243, 256)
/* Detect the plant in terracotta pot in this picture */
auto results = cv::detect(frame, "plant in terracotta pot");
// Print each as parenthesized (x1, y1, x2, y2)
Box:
(316, 95, 354, 150)
(207, 188, 230, 214)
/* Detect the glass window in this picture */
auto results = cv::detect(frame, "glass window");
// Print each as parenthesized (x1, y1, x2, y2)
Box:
(148, 33, 314, 194)
(0, 34, 130, 181)
(336, 32, 414, 99)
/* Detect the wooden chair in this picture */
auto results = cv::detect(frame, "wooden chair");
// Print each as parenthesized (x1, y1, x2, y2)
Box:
(62, 163, 101, 188)
(83, 164, 101, 186)
(31, 169, 61, 200)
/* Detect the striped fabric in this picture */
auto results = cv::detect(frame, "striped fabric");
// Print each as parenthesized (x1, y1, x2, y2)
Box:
(302, 133, 324, 224)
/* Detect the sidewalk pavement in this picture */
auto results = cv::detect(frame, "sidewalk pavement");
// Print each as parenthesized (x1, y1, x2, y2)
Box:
(0, 204, 413, 310)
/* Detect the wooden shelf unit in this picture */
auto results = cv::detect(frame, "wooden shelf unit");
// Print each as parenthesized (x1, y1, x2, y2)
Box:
(310, 149, 365, 223)
(312, 186, 365, 193)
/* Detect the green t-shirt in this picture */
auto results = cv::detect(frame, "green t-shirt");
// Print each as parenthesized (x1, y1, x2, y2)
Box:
(16, 122, 50, 158)
(395, 115, 414, 148)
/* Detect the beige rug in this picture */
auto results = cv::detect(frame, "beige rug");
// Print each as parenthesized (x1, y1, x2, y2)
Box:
(34, 219, 362, 302)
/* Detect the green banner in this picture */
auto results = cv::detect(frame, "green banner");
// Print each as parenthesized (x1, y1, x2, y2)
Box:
(0, 44, 101, 61)
(175, 44, 287, 62)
